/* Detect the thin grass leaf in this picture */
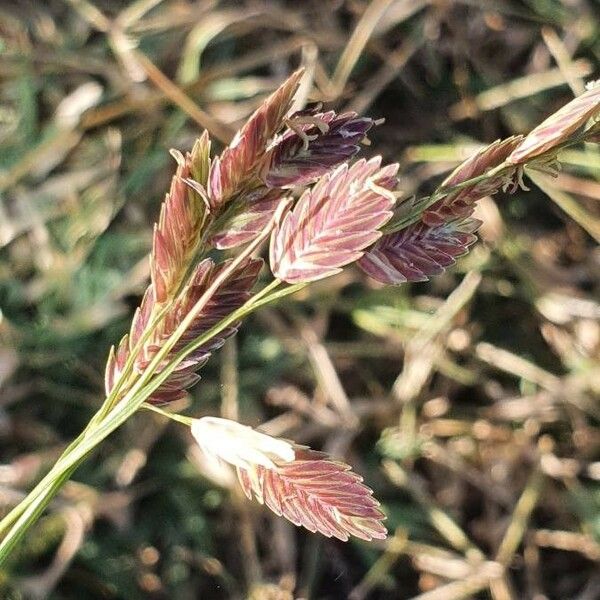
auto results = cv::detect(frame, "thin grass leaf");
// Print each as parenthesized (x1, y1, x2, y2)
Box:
(358, 218, 480, 285)
(270, 157, 398, 283)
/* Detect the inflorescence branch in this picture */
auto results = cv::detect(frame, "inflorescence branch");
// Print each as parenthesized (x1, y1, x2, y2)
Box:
(0, 72, 598, 560)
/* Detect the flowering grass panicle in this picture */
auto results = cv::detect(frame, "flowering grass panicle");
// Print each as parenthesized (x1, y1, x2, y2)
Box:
(236, 447, 387, 541)
(210, 109, 376, 250)
(98, 69, 395, 540)
(106, 258, 263, 404)
(105, 72, 306, 404)
(356, 136, 521, 284)
(105, 71, 600, 538)
(2, 70, 600, 562)
(105, 133, 213, 401)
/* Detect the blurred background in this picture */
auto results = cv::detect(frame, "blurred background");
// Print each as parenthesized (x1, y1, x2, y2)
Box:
(1, 1, 599, 598)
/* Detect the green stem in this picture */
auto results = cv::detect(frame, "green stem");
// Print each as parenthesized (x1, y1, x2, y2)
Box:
(382, 161, 511, 235)
(0, 429, 88, 537)
(0, 276, 304, 565)
(97, 301, 172, 419)
(141, 403, 194, 426)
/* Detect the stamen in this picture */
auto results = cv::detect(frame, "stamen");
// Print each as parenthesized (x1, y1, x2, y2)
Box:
(502, 171, 518, 193)
(516, 165, 530, 191)
(285, 118, 319, 151)
(367, 178, 402, 203)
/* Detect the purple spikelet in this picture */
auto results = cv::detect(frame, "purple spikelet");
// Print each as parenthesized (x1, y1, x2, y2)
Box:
(105, 258, 262, 404)
(236, 446, 387, 541)
(270, 158, 398, 283)
(422, 136, 522, 227)
(207, 70, 303, 208)
(358, 218, 480, 284)
(151, 133, 211, 303)
(508, 81, 600, 164)
(211, 189, 284, 250)
(262, 110, 375, 188)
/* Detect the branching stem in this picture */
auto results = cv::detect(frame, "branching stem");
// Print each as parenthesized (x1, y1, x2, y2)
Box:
(0, 202, 298, 564)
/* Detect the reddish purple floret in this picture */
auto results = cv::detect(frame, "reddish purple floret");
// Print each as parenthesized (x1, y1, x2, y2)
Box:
(105, 258, 262, 404)
(270, 157, 399, 283)
(359, 218, 480, 285)
(263, 110, 375, 188)
(236, 448, 387, 541)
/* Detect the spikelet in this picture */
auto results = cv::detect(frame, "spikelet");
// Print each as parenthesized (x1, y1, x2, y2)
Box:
(210, 111, 375, 251)
(106, 258, 262, 404)
(105, 133, 213, 401)
(207, 70, 304, 208)
(358, 218, 480, 285)
(191, 417, 387, 541)
(270, 158, 399, 283)
(422, 136, 522, 227)
(210, 188, 284, 250)
(151, 132, 211, 303)
(262, 109, 375, 188)
(508, 81, 600, 164)
(237, 448, 387, 541)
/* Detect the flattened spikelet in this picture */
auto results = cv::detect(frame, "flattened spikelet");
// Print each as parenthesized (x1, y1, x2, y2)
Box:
(423, 137, 522, 226)
(236, 448, 387, 541)
(270, 158, 399, 283)
(208, 70, 303, 207)
(106, 258, 262, 403)
(151, 132, 211, 303)
(508, 82, 600, 164)
(211, 189, 284, 250)
(359, 218, 480, 285)
(263, 110, 374, 188)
